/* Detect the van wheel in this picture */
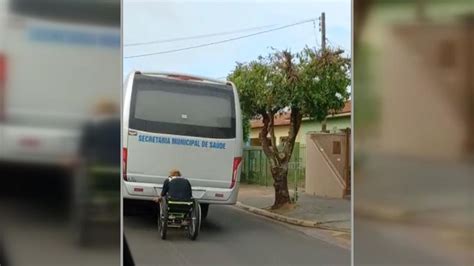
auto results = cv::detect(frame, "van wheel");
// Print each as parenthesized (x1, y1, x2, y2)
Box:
(200, 203, 209, 220)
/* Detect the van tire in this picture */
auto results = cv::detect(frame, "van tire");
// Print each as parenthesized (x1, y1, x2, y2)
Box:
(200, 203, 209, 220)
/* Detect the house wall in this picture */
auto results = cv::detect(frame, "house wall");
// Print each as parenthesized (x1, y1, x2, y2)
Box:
(298, 116, 351, 144)
(249, 116, 351, 146)
(375, 23, 472, 161)
(305, 134, 346, 198)
(249, 125, 288, 146)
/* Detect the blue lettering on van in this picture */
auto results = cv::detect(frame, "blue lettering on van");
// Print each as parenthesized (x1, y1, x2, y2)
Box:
(137, 134, 225, 149)
(210, 142, 226, 149)
(171, 138, 201, 147)
(138, 135, 171, 144)
(28, 27, 120, 48)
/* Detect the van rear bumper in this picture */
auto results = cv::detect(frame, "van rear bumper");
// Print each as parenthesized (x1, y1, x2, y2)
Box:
(0, 124, 79, 166)
(122, 180, 239, 205)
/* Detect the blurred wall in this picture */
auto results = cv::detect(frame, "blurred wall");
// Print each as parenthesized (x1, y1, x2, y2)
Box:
(376, 19, 474, 161)
(354, 1, 473, 265)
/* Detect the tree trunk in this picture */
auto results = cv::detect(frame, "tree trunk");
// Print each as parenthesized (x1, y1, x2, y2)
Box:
(271, 164, 291, 209)
(259, 110, 301, 209)
(415, 0, 426, 22)
(321, 118, 328, 133)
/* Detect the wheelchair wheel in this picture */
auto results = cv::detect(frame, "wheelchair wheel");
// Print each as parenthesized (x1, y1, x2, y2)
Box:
(186, 200, 201, 240)
(158, 201, 168, 240)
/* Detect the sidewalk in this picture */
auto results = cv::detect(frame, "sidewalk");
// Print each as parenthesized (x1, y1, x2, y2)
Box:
(355, 154, 473, 244)
(355, 154, 473, 227)
(237, 184, 351, 232)
(353, 153, 474, 263)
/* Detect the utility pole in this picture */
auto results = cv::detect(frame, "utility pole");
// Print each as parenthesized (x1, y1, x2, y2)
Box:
(319, 12, 329, 132)
(320, 12, 326, 51)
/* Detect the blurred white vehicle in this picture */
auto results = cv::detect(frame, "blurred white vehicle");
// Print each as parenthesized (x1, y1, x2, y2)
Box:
(0, 0, 120, 166)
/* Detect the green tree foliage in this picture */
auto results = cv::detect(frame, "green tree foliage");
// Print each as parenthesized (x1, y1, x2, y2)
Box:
(229, 47, 350, 208)
(242, 113, 251, 143)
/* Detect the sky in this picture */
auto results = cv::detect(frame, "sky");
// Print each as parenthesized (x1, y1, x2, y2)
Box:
(123, 0, 351, 80)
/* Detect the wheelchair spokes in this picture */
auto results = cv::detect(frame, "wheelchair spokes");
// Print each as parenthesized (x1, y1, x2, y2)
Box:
(158, 198, 200, 241)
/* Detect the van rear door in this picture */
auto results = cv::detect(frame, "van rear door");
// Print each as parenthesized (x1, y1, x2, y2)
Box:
(126, 74, 237, 189)
(0, 0, 119, 162)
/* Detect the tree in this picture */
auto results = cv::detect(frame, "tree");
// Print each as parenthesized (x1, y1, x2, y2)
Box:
(242, 113, 251, 143)
(229, 47, 350, 209)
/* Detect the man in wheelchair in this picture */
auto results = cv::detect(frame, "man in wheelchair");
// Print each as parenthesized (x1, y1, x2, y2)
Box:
(160, 169, 192, 201)
(155, 169, 201, 240)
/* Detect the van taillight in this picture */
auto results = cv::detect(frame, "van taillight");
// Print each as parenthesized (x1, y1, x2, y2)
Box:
(230, 157, 242, 189)
(122, 147, 128, 181)
(0, 54, 6, 121)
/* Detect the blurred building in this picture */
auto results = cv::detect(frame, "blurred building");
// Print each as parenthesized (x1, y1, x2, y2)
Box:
(376, 16, 473, 161)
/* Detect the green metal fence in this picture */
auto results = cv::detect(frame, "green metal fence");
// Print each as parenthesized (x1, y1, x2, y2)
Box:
(241, 144, 305, 188)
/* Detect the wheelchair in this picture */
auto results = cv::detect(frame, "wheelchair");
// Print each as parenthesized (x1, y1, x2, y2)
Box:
(158, 197, 201, 240)
(73, 163, 120, 246)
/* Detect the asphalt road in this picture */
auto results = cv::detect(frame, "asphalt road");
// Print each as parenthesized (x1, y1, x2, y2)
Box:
(0, 163, 120, 266)
(354, 217, 472, 266)
(124, 204, 350, 266)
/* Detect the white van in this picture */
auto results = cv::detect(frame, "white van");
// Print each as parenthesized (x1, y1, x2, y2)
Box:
(122, 71, 243, 217)
(0, 0, 120, 166)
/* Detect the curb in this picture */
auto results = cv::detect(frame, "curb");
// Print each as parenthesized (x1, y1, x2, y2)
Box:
(235, 201, 351, 233)
(354, 203, 411, 222)
(355, 203, 474, 234)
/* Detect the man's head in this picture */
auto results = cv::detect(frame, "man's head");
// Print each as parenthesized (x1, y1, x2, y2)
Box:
(169, 169, 182, 177)
(93, 98, 119, 117)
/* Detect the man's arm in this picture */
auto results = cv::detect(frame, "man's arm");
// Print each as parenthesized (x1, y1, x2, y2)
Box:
(79, 122, 94, 158)
(160, 178, 170, 197)
(186, 180, 193, 199)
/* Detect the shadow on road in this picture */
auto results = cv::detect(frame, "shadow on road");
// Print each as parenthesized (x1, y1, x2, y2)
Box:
(124, 209, 226, 236)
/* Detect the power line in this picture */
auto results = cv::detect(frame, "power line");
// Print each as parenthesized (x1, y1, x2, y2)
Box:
(124, 18, 317, 59)
(125, 24, 278, 47)
(312, 19, 319, 48)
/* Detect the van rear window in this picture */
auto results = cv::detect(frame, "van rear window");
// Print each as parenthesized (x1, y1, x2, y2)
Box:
(10, 0, 120, 26)
(129, 74, 236, 139)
